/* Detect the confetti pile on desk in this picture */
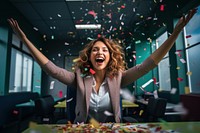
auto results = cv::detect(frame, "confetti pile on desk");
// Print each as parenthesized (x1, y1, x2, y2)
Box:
(28, 123, 180, 133)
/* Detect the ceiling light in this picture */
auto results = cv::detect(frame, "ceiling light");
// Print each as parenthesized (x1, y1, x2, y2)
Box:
(75, 24, 101, 29)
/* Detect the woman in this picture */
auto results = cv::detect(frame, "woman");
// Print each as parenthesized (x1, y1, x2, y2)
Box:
(8, 9, 196, 123)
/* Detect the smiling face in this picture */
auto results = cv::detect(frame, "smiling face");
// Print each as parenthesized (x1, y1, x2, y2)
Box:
(90, 41, 110, 72)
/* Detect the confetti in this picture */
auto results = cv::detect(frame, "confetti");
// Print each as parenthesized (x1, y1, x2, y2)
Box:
(120, 89, 135, 102)
(58, 91, 63, 98)
(180, 58, 186, 63)
(186, 35, 192, 38)
(160, 5, 164, 11)
(89, 118, 100, 128)
(66, 98, 73, 102)
(186, 71, 192, 76)
(12, 110, 19, 115)
(173, 103, 188, 115)
(141, 79, 154, 89)
(184, 86, 190, 94)
(88, 10, 97, 18)
(50, 81, 55, 90)
(139, 110, 144, 116)
(89, 68, 96, 75)
(104, 110, 114, 116)
(177, 77, 183, 81)
(170, 88, 177, 94)
(153, 90, 158, 98)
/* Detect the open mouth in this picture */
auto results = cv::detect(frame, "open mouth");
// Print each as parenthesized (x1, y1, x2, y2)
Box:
(95, 57, 105, 63)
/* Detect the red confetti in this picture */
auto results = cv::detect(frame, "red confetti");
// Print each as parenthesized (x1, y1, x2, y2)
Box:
(88, 10, 97, 18)
(121, 5, 125, 9)
(13, 110, 19, 115)
(160, 5, 164, 11)
(58, 90, 63, 98)
(186, 35, 192, 38)
(89, 68, 96, 75)
(97, 34, 101, 38)
(153, 77, 157, 84)
(177, 77, 183, 81)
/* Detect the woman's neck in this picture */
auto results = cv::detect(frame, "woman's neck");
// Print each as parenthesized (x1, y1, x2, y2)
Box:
(94, 70, 106, 82)
(93, 70, 106, 93)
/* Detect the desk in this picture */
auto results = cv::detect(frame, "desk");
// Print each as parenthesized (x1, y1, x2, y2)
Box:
(54, 100, 66, 117)
(23, 121, 200, 133)
(54, 100, 138, 108)
(16, 100, 35, 107)
(54, 100, 66, 108)
(122, 99, 139, 108)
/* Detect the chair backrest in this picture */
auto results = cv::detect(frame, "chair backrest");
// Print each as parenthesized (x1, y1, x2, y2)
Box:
(146, 97, 167, 121)
(34, 95, 55, 117)
(66, 85, 77, 123)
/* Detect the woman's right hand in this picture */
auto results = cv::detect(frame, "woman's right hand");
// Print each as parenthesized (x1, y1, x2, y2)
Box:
(7, 18, 26, 41)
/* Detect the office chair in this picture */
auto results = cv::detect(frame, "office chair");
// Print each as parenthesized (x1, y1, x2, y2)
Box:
(139, 97, 167, 122)
(123, 97, 167, 123)
(34, 95, 56, 124)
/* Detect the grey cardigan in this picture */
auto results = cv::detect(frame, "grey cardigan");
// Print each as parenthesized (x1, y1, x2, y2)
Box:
(42, 56, 157, 123)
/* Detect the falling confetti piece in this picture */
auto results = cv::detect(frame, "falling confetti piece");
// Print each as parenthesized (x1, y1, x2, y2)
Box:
(139, 110, 144, 116)
(153, 90, 158, 98)
(184, 86, 190, 94)
(88, 10, 97, 18)
(180, 58, 186, 63)
(160, 5, 164, 11)
(59, 90, 63, 98)
(89, 68, 96, 75)
(141, 79, 154, 89)
(104, 110, 113, 116)
(176, 67, 180, 70)
(121, 5, 125, 9)
(12, 110, 19, 115)
(73, 58, 80, 63)
(89, 118, 100, 128)
(170, 88, 177, 94)
(50, 81, 55, 90)
(66, 97, 73, 102)
(186, 71, 192, 76)
(186, 35, 192, 38)
(120, 89, 135, 102)
(177, 77, 183, 81)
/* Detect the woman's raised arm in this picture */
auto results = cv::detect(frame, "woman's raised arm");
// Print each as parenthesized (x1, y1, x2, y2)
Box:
(7, 18, 49, 66)
(150, 9, 197, 64)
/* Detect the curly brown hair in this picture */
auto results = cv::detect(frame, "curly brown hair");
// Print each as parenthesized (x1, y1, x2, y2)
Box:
(75, 37, 127, 77)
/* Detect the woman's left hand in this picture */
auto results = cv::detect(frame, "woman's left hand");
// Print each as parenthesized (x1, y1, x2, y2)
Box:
(174, 8, 197, 33)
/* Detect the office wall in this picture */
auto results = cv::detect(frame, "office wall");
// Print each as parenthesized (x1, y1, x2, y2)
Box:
(41, 39, 84, 97)
(135, 40, 155, 96)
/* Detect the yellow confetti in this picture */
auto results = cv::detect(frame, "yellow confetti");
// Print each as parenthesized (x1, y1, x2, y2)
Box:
(186, 71, 192, 76)
(185, 86, 190, 94)
(176, 67, 180, 70)
(89, 118, 100, 128)
(73, 58, 80, 62)
(139, 110, 144, 116)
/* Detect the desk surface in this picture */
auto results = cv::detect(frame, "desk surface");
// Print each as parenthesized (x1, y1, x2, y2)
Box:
(54, 100, 66, 108)
(122, 99, 139, 108)
(54, 99, 138, 108)
(15, 100, 35, 107)
(23, 121, 200, 133)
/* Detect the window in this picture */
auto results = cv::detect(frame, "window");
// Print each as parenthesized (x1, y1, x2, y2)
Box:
(9, 33, 36, 93)
(184, 6, 200, 93)
(156, 31, 171, 91)
(9, 48, 33, 92)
